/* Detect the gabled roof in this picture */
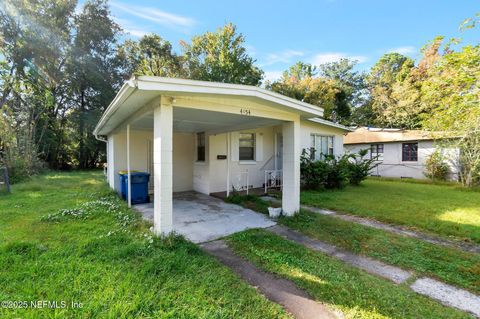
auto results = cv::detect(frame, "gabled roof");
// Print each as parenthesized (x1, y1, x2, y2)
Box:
(94, 76, 329, 136)
(344, 127, 451, 145)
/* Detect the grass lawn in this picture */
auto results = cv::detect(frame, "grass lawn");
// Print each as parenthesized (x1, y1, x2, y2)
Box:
(301, 178, 480, 244)
(281, 210, 480, 294)
(228, 194, 480, 294)
(228, 229, 473, 319)
(0, 171, 288, 319)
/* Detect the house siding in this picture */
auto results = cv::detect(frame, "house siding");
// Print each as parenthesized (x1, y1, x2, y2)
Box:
(345, 140, 459, 180)
(107, 120, 346, 195)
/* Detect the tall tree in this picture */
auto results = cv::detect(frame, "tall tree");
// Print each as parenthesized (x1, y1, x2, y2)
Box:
(69, 0, 121, 168)
(267, 62, 340, 121)
(116, 34, 182, 78)
(367, 52, 415, 127)
(0, 0, 76, 173)
(181, 23, 263, 85)
(422, 44, 480, 186)
(367, 39, 442, 129)
(319, 58, 367, 108)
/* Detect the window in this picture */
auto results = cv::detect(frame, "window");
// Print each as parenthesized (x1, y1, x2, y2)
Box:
(197, 132, 205, 162)
(310, 135, 334, 160)
(239, 133, 255, 161)
(402, 143, 418, 161)
(370, 144, 384, 161)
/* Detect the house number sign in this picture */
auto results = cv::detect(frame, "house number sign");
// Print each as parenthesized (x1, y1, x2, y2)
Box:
(240, 108, 251, 115)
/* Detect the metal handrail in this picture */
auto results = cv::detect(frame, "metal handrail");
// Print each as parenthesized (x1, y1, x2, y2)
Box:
(264, 169, 282, 193)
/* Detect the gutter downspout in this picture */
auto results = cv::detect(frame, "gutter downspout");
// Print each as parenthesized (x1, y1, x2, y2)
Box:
(95, 134, 108, 180)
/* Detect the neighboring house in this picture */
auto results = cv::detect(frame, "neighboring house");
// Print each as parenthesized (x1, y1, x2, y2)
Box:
(94, 76, 351, 234)
(344, 127, 459, 180)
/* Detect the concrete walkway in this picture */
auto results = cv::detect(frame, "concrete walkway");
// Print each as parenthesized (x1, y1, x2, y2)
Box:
(261, 196, 480, 254)
(268, 225, 480, 317)
(201, 240, 339, 319)
(269, 225, 412, 284)
(135, 192, 275, 243)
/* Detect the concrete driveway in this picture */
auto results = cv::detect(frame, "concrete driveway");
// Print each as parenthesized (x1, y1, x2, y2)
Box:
(135, 191, 276, 243)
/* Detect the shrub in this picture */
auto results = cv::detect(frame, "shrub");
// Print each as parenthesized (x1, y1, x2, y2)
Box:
(300, 150, 349, 190)
(340, 149, 379, 186)
(424, 151, 450, 181)
(300, 149, 378, 190)
(2, 155, 46, 184)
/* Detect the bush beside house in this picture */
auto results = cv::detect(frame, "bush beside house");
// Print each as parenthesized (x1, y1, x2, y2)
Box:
(300, 149, 378, 190)
(424, 151, 450, 181)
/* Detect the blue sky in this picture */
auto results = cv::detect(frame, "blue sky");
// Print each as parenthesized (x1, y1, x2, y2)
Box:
(101, 0, 478, 81)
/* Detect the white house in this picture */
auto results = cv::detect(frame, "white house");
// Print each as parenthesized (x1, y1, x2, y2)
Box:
(94, 76, 350, 235)
(344, 127, 459, 180)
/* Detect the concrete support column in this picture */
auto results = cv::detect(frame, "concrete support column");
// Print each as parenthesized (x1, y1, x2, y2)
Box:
(282, 119, 300, 216)
(153, 97, 173, 235)
(127, 124, 132, 208)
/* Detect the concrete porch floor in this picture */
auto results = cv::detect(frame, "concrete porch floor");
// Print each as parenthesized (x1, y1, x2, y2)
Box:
(134, 191, 276, 243)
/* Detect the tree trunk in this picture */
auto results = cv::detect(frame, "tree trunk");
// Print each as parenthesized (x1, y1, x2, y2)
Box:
(79, 89, 86, 169)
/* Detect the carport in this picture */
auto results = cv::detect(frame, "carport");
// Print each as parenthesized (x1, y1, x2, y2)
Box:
(135, 191, 275, 243)
(94, 76, 325, 236)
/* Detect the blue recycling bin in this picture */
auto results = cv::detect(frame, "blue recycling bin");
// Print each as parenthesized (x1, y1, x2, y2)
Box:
(119, 172, 150, 204)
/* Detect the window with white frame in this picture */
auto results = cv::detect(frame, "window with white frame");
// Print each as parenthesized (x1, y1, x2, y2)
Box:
(310, 134, 334, 160)
(239, 133, 255, 161)
(370, 143, 384, 161)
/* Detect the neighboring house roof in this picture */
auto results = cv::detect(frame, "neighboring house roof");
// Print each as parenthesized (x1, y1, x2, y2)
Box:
(95, 76, 346, 136)
(344, 127, 449, 145)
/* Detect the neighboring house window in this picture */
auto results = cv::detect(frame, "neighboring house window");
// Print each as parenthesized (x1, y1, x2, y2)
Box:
(310, 134, 334, 160)
(402, 143, 418, 161)
(370, 144, 384, 161)
(239, 133, 255, 161)
(197, 132, 205, 162)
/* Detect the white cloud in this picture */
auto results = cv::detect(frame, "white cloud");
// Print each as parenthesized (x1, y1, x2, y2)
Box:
(263, 70, 284, 83)
(127, 29, 149, 38)
(310, 52, 368, 65)
(245, 44, 257, 57)
(111, 1, 196, 32)
(387, 46, 416, 55)
(261, 49, 305, 66)
(112, 17, 149, 38)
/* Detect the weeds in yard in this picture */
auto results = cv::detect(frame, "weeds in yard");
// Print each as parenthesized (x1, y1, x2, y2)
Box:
(0, 171, 288, 319)
(41, 208, 89, 221)
(225, 194, 276, 215)
(41, 194, 138, 231)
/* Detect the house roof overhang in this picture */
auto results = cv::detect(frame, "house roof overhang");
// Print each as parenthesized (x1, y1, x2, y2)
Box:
(94, 76, 327, 136)
(308, 118, 353, 132)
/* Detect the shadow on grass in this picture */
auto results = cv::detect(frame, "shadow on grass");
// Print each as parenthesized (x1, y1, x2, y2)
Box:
(228, 229, 472, 319)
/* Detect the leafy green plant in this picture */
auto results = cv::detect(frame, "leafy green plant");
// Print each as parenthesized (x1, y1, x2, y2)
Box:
(300, 150, 348, 190)
(424, 151, 450, 181)
(340, 149, 379, 185)
(300, 149, 378, 190)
